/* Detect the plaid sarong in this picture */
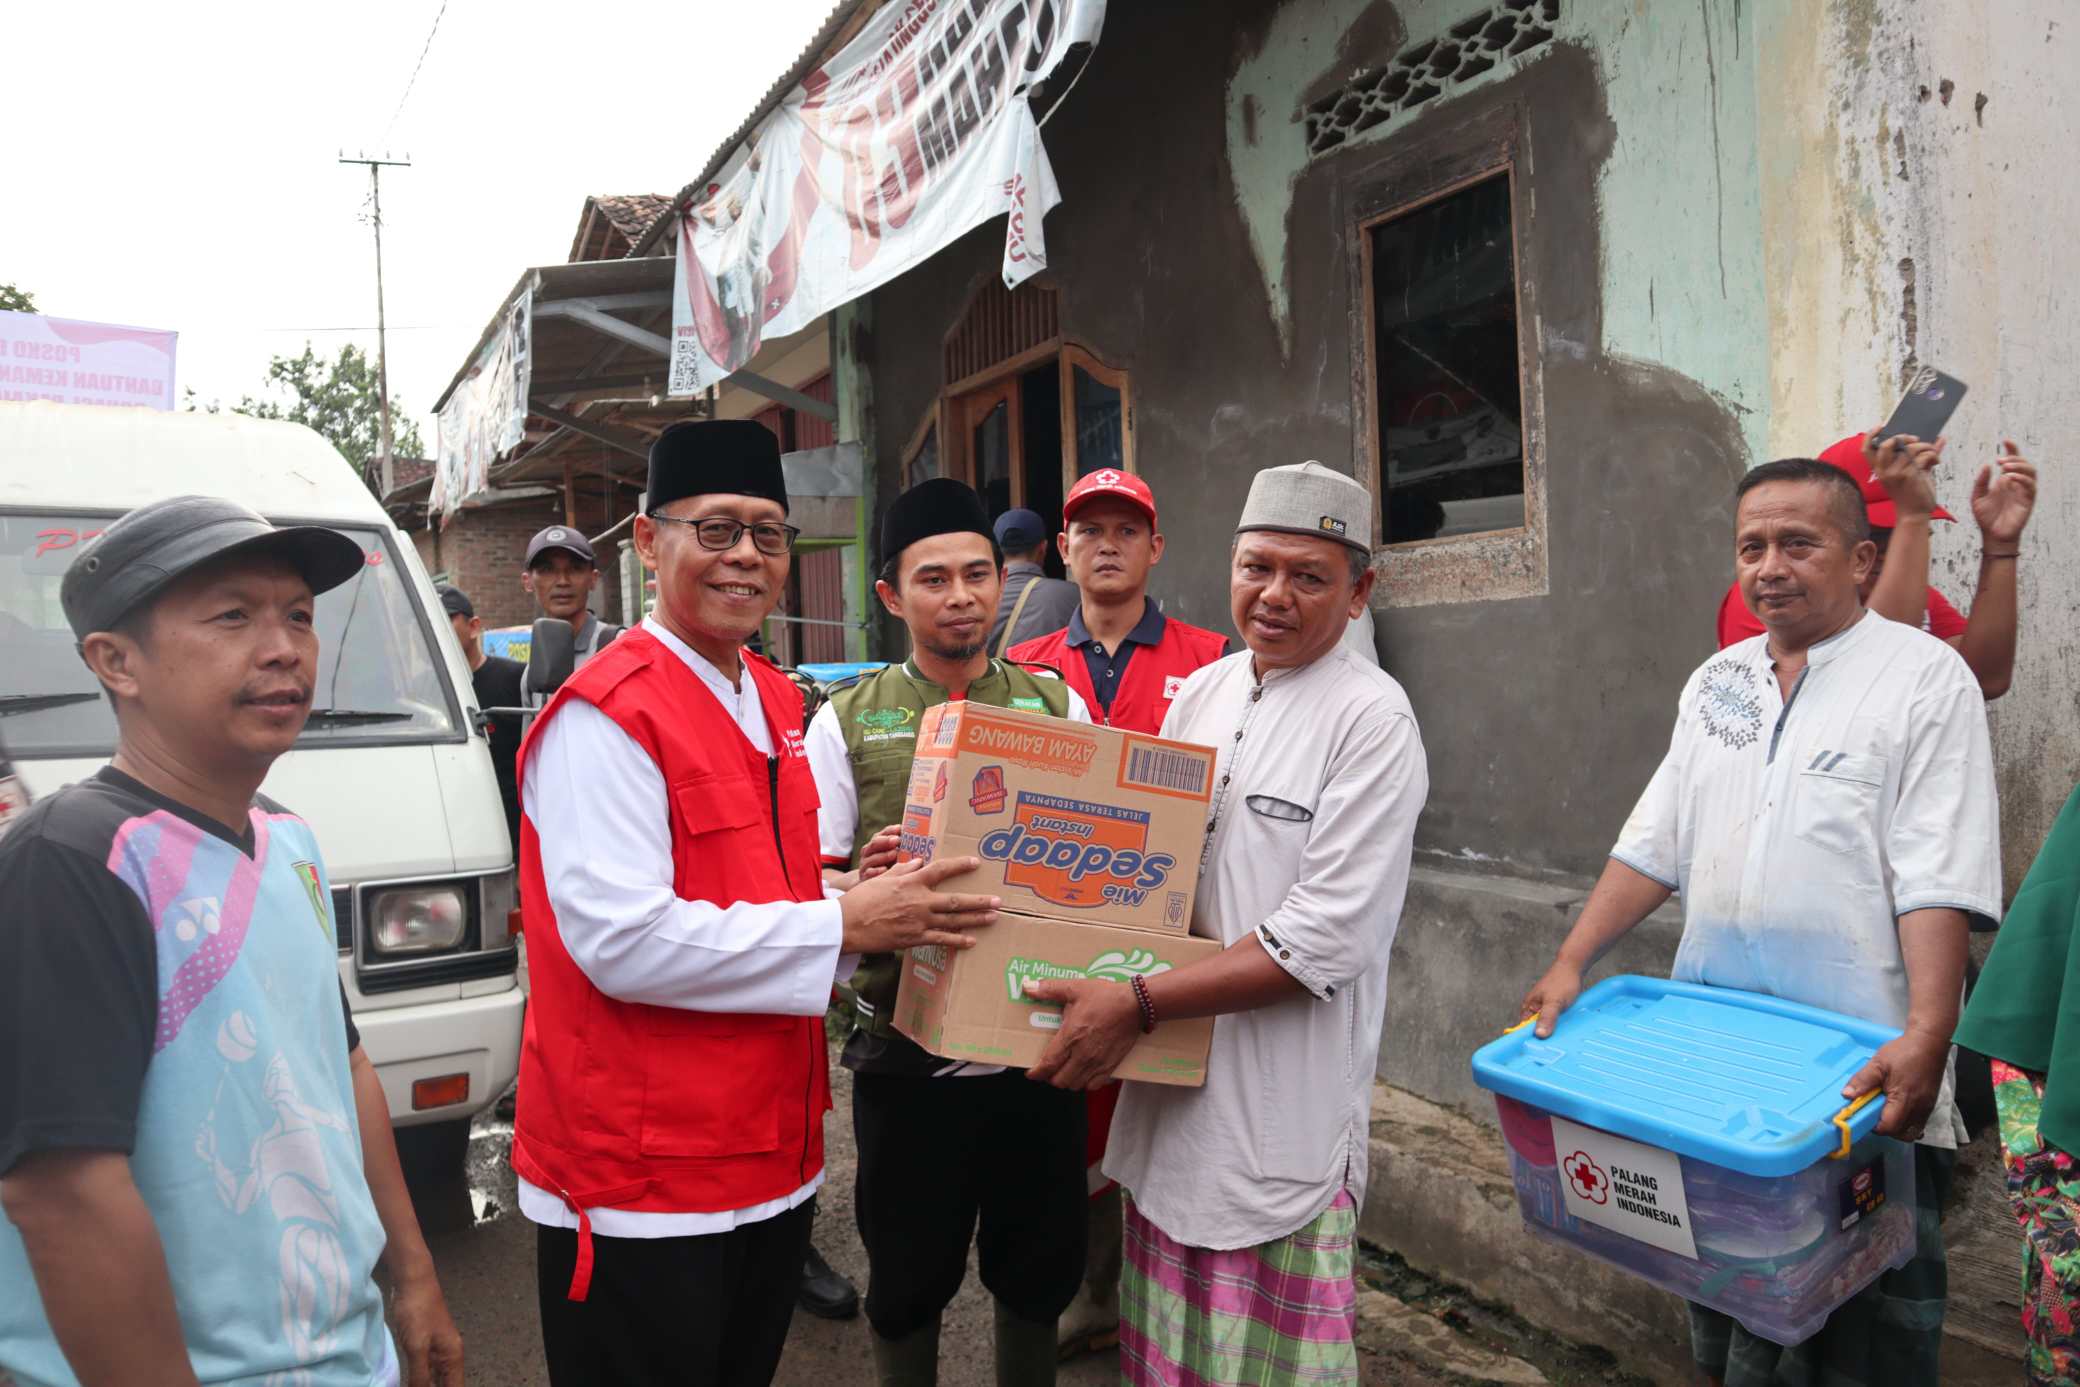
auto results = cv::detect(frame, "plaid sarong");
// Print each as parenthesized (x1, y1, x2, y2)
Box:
(1689, 1144, 1954, 1387)
(1991, 1058, 2080, 1386)
(1120, 1190, 1358, 1386)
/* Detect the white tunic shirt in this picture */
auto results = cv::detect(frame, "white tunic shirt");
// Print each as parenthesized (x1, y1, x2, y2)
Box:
(516, 618, 845, 1237)
(1610, 611, 2002, 1149)
(1104, 646, 1429, 1250)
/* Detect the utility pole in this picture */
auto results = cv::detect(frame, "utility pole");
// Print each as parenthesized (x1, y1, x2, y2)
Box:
(339, 152, 411, 494)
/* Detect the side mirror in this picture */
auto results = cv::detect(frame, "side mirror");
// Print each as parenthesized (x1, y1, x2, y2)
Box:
(527, 618, 577, 698)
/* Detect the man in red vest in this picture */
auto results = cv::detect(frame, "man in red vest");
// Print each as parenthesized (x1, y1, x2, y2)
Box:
(513, 419, 1002, 1387)
(1008, 467, 1228, 1357)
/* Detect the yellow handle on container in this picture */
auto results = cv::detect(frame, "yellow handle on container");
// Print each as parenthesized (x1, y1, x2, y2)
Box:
(1829, 1090, 1881, 1159)
(1502, 1014, 1538, 1036)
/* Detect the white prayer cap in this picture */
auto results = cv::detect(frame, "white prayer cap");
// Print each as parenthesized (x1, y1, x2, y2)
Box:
(1235, 460, 1372, 555)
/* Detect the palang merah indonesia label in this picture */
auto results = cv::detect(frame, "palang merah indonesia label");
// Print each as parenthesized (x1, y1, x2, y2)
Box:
(1551, 1117, 1698, 1259)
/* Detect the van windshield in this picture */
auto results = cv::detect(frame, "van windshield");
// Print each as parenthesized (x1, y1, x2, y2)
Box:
(0, 511, 460, 758)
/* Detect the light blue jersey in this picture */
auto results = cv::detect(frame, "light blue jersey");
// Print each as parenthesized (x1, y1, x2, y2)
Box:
(0, 779, 396, 1386)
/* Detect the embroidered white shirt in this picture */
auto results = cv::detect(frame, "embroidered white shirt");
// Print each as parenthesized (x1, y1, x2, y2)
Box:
(1610, 611, 2002, 1149)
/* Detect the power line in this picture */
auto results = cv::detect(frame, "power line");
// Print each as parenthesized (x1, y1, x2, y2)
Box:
(383, 0, 451, 143)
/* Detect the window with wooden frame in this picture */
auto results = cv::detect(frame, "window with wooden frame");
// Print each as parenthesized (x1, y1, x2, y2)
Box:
(1367, 168, 1523, 542)
(1349, 103, 1547, 605)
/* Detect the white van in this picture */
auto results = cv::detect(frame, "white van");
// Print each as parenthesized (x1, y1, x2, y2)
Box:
(0, 402, 522, 1164)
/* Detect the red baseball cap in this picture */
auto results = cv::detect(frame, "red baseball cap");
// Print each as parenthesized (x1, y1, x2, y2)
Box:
(1817, 433, 1956, 528)
(1063, 468, 1157, 528)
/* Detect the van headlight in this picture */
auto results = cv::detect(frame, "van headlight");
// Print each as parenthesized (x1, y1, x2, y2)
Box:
(367, 884, 469, 956)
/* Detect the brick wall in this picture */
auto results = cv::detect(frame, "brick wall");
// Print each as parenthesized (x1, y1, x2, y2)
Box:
(410, 492, 635, 631)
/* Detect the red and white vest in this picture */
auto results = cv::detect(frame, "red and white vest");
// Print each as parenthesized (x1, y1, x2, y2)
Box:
(511, 629, 829, 1300)
(1010, 615, 1230, 734)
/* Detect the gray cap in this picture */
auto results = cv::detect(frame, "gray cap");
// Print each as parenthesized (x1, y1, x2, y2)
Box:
(525, 525, 596, 568)
(60, 495, 367, 641)
(1235, 460, 1373, 554)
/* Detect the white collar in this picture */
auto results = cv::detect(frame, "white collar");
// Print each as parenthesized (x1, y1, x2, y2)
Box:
(1766, 608, 1871, 672)
(642, 617, 754, 708)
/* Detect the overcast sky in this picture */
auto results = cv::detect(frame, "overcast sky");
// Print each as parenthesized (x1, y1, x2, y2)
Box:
(9, 0, 835, 449)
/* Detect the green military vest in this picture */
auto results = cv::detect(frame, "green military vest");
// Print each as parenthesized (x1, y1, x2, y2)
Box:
(829, 658, 1071, 1039)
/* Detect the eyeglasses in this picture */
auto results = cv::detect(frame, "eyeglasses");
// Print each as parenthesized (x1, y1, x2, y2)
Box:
(649, 514, 801, 556)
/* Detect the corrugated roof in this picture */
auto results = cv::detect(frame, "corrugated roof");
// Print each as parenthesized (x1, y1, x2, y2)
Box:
(626, 0, 887, 259)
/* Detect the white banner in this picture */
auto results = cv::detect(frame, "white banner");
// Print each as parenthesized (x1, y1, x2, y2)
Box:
(669, 0, 1104, 397)
(0, 311, 177, 411)
(432, 288, 532, 526)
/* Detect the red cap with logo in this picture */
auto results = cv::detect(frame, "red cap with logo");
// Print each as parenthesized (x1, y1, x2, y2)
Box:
(1818, 433, 1956, 528)
(1063, 468, 1157, 528)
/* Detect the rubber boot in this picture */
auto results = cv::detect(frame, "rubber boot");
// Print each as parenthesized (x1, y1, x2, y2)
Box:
(994, 1299, 1060, 1387)
(870, 1318, 941, 1387)
(1056, 1186, 1123, 1359)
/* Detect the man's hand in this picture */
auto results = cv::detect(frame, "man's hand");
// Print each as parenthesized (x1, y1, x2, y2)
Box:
(1022, 977, 1142, 1090)
(1518, 960, 1584, 1039)
(839, 856, 1000, 956)
(1971, 440, 2038, 545)
(389, 1269, 464, 1386)
(857, 824, 903, 881)
(1866, 432, 1945, 521)
(1841, 1027, 1951, 1140)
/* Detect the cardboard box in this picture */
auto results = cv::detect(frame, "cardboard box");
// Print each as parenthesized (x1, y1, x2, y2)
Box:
(894, 914, 1222, 1086)
(898, 701, 1215, 935)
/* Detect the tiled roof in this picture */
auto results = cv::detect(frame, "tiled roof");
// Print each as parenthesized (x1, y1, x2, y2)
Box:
(593, 194, 673, 243)
(569, 194, 674, 263)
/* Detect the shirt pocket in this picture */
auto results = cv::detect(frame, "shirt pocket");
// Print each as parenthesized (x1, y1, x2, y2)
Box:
(1792, 752, 1887, 857)
(670, 776, 773, 900)
(636, 1011, 795, 1157)
(1240, 785, 1318, 864)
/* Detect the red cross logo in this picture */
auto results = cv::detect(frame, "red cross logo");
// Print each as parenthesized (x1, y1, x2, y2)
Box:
(1094, 469, 1122, 486)
(1563, 1151, 1608, 1204)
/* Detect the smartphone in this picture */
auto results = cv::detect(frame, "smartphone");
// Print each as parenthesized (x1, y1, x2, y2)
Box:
(1873, 365, 1968, 445)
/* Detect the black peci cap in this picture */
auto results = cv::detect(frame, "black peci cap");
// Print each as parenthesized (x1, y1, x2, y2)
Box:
(60, 495, 367, 642)
(880, 477, 994, 570)
(646, 419, 789, 516)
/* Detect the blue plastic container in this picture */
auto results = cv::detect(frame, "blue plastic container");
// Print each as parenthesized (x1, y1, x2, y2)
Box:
(795, 660, 888, 688)
(1471, 976, 1917, 1346)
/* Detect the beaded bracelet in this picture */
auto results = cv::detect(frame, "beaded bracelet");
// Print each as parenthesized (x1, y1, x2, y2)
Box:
(1130, 974, 1158, 1033)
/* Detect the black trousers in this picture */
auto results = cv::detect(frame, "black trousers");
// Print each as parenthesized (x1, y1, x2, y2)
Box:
(536, 1198, 814, 1387)
(852, 1069, 1088, 1339)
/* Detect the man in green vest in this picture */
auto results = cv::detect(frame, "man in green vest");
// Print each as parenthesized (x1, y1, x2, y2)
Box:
(805, 478, 1092, 1387)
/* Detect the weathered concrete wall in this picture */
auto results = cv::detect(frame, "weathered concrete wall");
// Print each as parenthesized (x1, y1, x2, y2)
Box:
(869, 0, 1757, 878)
(1754, 0, 2080, 886)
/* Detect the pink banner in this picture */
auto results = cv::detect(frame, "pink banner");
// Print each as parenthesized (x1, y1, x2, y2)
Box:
(0, 310, 178, 410)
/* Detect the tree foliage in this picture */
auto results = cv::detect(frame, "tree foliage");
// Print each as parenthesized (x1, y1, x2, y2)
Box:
(0, 283, 36, 313)
(227, 343, 425, 495)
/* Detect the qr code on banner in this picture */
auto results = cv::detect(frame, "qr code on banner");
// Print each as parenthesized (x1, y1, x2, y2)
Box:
(668, 337, 707, 397)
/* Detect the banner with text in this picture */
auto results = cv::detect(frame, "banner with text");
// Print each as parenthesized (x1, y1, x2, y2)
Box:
(668, 0, 1104, 397)
(0, 311, 177, 411)
(432, 288, 532, 526)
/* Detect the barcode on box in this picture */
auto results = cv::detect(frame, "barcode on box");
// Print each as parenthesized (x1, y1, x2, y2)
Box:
(931, 714, 960, 749)
(1124, 744, 1209, 795)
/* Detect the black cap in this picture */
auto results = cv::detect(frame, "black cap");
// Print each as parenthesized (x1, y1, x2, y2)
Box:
(647, 419, 789, 517)
(880, 478, 994, 570)
(524, 525, 597, 568)
(60, 495, 367, 642)
(437, 584, 475, 619)
(992, 508, 1048, 552)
